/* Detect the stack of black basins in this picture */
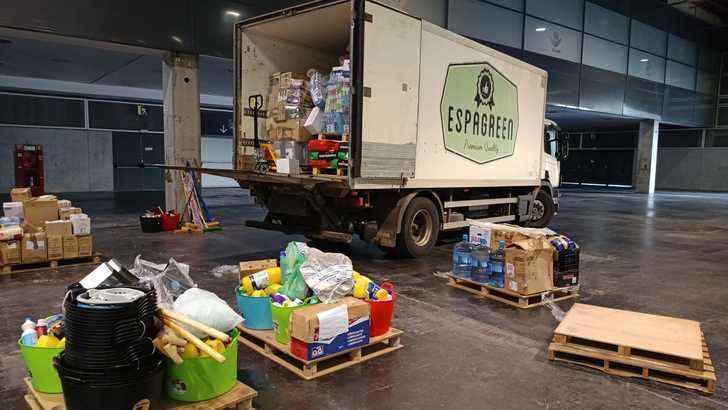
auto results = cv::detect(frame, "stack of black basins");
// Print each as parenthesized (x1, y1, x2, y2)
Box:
(54, 286, 164, 410)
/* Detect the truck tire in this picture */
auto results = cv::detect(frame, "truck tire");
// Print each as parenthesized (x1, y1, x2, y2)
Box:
(528, 189, 554, 228)
(395, 197, 440, 258)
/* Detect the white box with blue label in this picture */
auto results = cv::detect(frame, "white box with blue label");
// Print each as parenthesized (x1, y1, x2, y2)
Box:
(289, 297, 370, 361)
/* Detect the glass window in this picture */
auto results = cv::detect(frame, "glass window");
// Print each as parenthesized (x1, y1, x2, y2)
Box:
(524, 16, 582, 64)
(526, 0, 583, 30)
(579, 65, 625, 114)
(484, 0, 523, 12)
(0, 94, 85, 128)
(705, 130, 728, 147)
(89, 101, 163, 132)
(658, 129, 701, 148)
(523, 51, 580, 107)
(696, 70, 718, 95)
(667, 34, 696, 66)
(583, 35, 627, 74)
(448, 0, 523, 49)
(662, 86, 694, 125)
(666, 61, 695, 90)
(628, 49, 665, 83)
(584, 2, 628, 44)
(694, 92, 715, 127)
(630, 20, 666, 56)
(623, 76, 664, 118)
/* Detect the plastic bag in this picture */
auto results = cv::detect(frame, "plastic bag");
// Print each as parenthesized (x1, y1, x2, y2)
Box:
(210, 265, 239, 279)
(307, 69, 326, 109)
(131, 255, 196, 308)
(280, 242, 310, 301)
(173, 288, 243, 337)
(299, 245, 353, 303)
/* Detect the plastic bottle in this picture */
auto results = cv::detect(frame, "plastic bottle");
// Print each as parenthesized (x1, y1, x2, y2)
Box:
(21, 318, 37, 346)
(352, 274, 381, 299)
(36, 318, 48, 338)
(37, 334, 60, 348)
(241, 267, 282, 295)
(470, 238, 491, 283)
(452, 234, 473, 278)
(488, 240, 506, 288)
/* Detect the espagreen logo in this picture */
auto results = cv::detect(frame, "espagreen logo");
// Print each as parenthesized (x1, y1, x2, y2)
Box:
(440, 62, 519, 164)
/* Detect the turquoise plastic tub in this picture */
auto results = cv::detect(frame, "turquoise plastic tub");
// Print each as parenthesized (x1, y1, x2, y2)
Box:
(235, 288, 273, 330)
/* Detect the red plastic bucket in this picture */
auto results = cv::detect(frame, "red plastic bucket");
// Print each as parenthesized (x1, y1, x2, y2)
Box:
(366, 282, 396, 337)
(160, 212, 180, 231)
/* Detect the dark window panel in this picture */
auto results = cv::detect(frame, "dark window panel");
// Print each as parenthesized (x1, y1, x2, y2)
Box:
(89, 101, 163, 132)
(579, 65, 626, 115)
(561, 149, 634, 185)
(478, 39, 523, 60)
(567, 133, 581, 148)
(522, 51, 579, 107)
(624, 76, 664, 118)
(662, 86, 695, 125)
(658, 129, 701, 147)
(582, 132, 636, 148)
(0, 94, 84, 127)
(587, 0, 629, 15)
(717, 106, 728, 127)
(705, 130, 728, 147)
(693, 92, 715, 127)
(201, 109, 233, 137)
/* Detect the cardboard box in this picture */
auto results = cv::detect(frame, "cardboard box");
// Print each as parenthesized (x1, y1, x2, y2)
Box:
(47, 235, 64, 260)
(11, 187, 32, 202)
(3, 202, 24, 219)
(504, 238, 553, 295)
(69, 214, 91, 236)
(0, 225, 23, 241)
(275, 158, 300, 175)
(59, 207, 82, 220)
(63, 236, 79, 259)
(45, 220, 73, 237)
(470, 221, 552, 251)
(21, 233, 47, 263)
(290, 297, 370, 360)
(23, 198, 59, 227)
(239, 259, 277, 284)
(269, 119, 312, 142)
(77, 235, 93, 257)
(0, 240, 21, 265)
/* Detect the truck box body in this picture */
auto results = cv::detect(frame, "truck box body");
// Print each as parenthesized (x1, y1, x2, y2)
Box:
(235, 0, 548, 190)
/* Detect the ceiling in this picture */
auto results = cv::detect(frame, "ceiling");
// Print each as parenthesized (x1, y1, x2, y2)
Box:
(0, 31, 233, 98)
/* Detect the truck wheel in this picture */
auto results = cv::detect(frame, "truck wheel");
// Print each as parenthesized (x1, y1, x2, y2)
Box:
(395, 197, 440, 258)
(528, 189, 554, 228)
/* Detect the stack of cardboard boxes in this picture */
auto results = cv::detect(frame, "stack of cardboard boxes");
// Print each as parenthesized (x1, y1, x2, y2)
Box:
(0, 187, 93, 267)
(266, 72, 313, 144)
(469, 222, 578, 295)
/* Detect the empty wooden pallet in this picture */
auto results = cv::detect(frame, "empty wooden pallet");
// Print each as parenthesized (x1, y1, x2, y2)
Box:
(548, 303, 717, 394)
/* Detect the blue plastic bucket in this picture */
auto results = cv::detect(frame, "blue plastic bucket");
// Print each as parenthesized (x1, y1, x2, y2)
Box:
(235, 289, 273, 330)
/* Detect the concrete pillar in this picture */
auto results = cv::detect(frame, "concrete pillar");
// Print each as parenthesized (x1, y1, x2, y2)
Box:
(162, 52, 200, 211)
(634, 119, 659, 194)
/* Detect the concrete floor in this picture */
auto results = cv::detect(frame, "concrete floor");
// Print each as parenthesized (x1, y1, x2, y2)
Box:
(1, 189, 726, 409)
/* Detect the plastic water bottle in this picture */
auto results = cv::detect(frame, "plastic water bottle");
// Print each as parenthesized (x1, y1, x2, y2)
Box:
(488, 240, 506, 288)
(470, 238, 491, 283)
(452, 234, 473, 278)
(21, 318, 37, 346)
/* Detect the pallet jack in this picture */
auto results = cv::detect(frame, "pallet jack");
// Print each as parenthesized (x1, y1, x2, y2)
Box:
(249, 94, 277, 172)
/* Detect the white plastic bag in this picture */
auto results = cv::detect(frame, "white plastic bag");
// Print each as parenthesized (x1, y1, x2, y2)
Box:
(131, 255, 196, 308)
(299, 244, 354, 303)
(173, 288, 243, 337)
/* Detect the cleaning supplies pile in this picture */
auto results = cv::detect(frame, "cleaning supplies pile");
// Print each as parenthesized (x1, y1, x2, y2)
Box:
(352, 272, 392, 301)
(154, 288, 242, 365)
(20, 314, 65, 348)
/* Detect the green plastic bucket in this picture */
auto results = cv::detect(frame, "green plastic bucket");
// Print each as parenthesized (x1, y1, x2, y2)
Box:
(18, 341, 64, 393)
(164, 329, 238, 402)
(271, 298, 317, 344)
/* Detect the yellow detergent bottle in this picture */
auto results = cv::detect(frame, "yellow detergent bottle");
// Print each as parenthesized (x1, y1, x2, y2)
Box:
(57, 338, 66, 348)
(374, 288, 390, 301)
(251, 290, 267, 297)
(353, 274, 382, 299)
(242, 267, 281, 295)
(206, 338, 226, 354)
(182, 342, 199, 358)
(264, 283, 282, 296)
(37, 334, 60, 348)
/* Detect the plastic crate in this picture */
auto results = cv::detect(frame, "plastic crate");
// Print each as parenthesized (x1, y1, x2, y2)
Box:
(556, 248, 579, 273)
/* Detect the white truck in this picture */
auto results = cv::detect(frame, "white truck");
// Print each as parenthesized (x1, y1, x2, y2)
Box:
(188, 0, 567, 257)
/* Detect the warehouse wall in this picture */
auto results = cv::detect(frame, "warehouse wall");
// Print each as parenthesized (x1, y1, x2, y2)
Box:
(656, 148, 728, 192)
(201, 136, 237, 188)
(0, 126, 113, 193)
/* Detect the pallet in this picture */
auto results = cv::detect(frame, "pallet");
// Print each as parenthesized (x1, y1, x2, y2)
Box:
(317, 132, 349, 142)
(1, 253, 102, 275)
(447, 274, 578, 309)
(311, 167, 346, 177)
(23, 377, 258, 410)
(548, 303, 717, 394)
(237, 326, 403, 380)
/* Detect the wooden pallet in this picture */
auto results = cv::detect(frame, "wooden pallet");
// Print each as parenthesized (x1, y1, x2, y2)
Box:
(548, 303, 717, 394)
(447, 274, 578, 309)
(23, 377, 258, 410)
(238, 326, 403, 380)
(1, 253, 102, 275)
(317, 132, 350, 142)
(311, 167, 346, 177)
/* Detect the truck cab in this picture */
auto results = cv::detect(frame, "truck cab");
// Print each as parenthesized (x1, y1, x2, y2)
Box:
(531, 119, 568, 227)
